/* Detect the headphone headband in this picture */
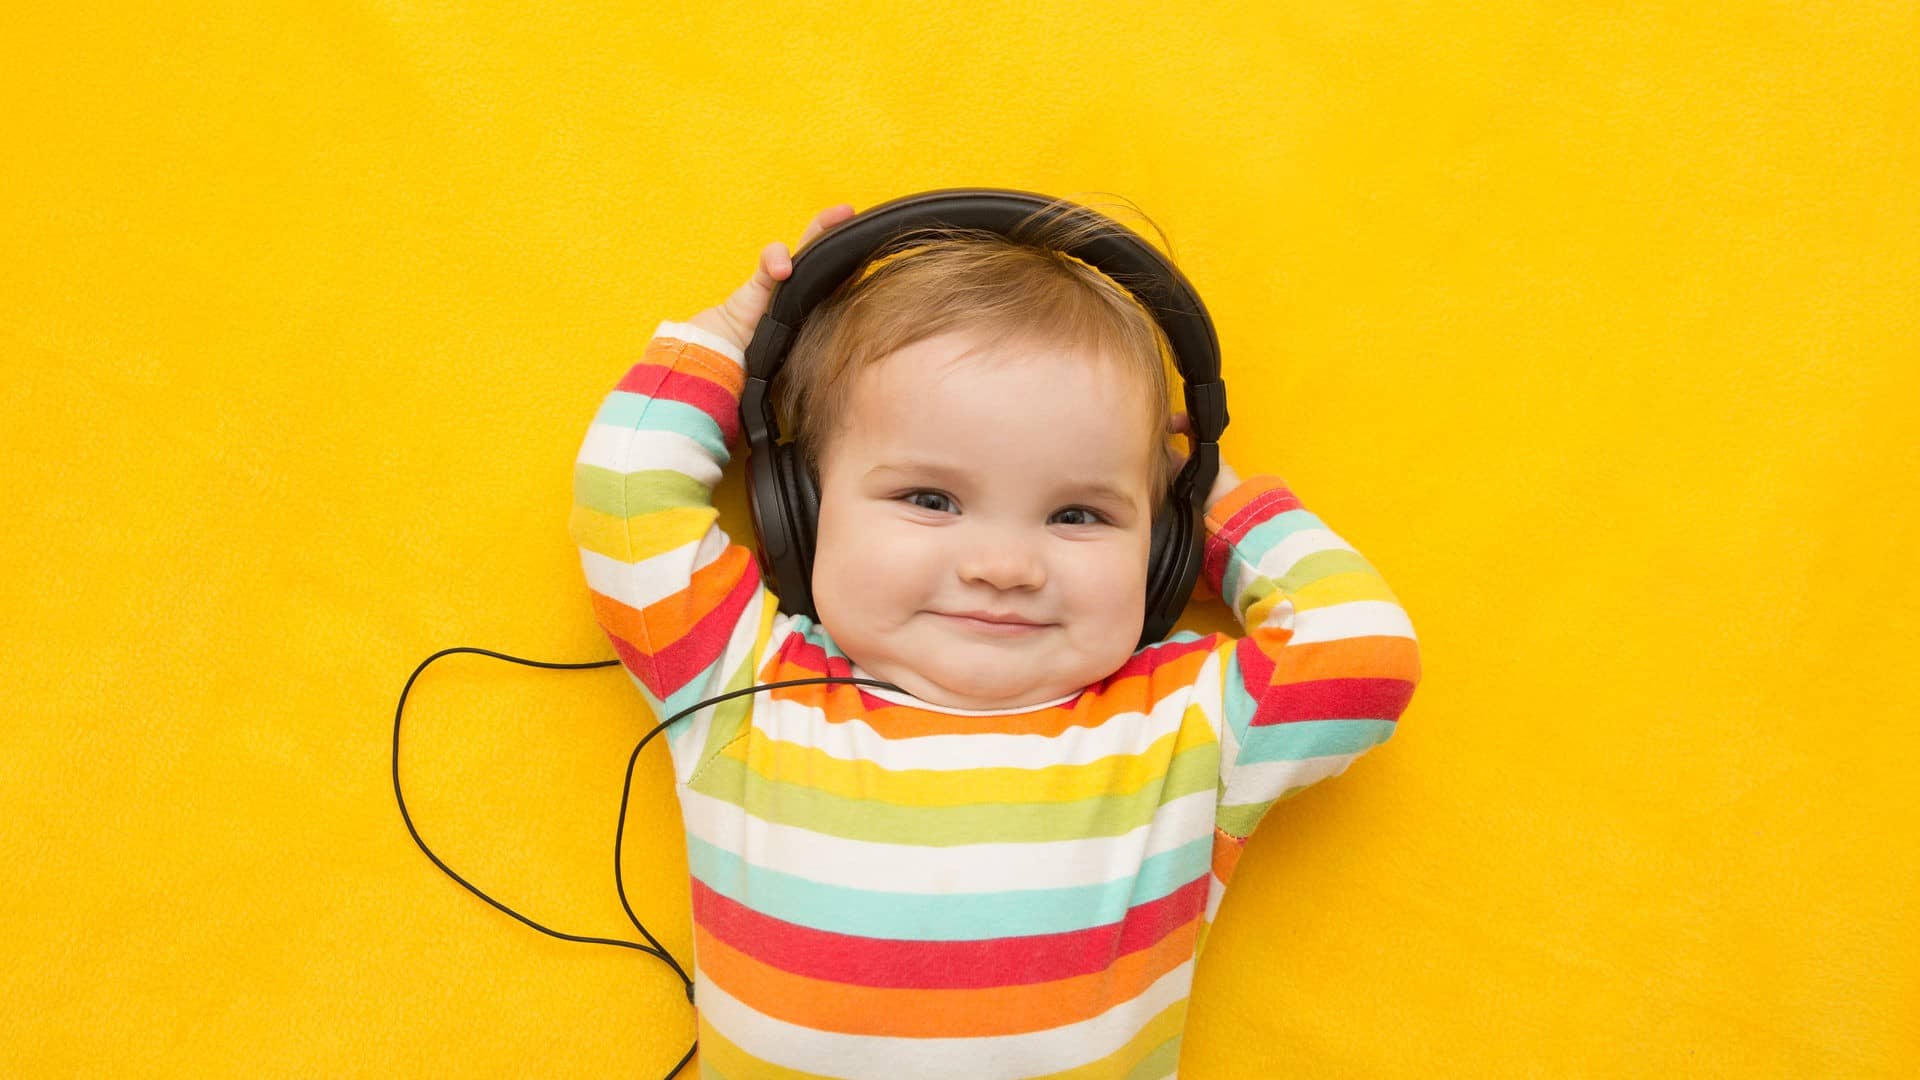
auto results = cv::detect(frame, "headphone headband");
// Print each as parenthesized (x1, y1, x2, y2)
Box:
(740, 187, 1228, 648)
(745, 188, 1228, 441)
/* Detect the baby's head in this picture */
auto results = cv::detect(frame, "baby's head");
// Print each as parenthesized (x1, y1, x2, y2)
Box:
(773, 204, 1179, 710)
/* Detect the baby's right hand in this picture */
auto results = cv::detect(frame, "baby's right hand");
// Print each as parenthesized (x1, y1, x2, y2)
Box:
(687, 203, 858, 354)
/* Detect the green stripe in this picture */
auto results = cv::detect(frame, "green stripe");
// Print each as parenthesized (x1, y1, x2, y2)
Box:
(573, 463, 710, 517)
(686, 742, 1220, 846)
(1225, 545, 1375, 611)
(1124, 1035, 1184, 1080)
(1215, 798, 1272, 839)
(674, 656, 760, 784)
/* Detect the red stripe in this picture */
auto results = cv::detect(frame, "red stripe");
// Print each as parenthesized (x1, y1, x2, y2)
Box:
(615, 362, 741, 444)
(691, 874, 1210, 990)
(1232, 636, 1277, 696)
(648, 568, 761, 690)
(770, 633, 847, 678)
(1097, 633, 1217, 685)
(1250, 676, 1417, 727)
(765, 634, 913, 710)
(606, 632, 670, 700)
(1203, 487, 1303, 593)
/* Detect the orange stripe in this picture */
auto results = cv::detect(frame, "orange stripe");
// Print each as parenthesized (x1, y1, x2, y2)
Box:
(1272, 634, 1422, 685)
(692, 913, 1201, 1039)
(647, 334, 746, 393)
(1210, 827, 1245, 885)
(636, 547, 757, 650)
(1203, 472, 1286, 525)
(586, 546, 755, 654)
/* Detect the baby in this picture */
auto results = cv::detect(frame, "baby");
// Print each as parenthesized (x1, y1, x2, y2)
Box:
(571, 201, 1420, 1078)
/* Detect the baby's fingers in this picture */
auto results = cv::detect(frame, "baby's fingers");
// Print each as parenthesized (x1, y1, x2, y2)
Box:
(758, 205, 856, 284)
(759, 241, 794, 282)
(797, 203, 857, 252)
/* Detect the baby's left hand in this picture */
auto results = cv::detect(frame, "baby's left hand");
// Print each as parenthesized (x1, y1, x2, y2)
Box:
(1167, 411, 1244, 513)
(687, 203, 857, 354)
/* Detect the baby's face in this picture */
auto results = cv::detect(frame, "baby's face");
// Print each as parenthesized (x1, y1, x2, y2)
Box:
(810, 329, 1158, 711)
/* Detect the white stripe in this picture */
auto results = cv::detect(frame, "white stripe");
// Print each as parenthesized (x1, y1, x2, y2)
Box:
(664, 590, 776, 784)
(1244, 525, 1356, 579)
(750, 689, 1207, 771)
(578, 539, 730, 614)
(1221, 751, 1356, 807)
(696, 958, 1196, 1079)
(577, 424, 722, 485)
(678, 786, 1218, 894)
(654, 319, 747, 366)
(1286, 599, 1416, 644)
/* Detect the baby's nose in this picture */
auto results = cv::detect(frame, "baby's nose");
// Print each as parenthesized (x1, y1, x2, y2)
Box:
(956, 536, 1046, 591)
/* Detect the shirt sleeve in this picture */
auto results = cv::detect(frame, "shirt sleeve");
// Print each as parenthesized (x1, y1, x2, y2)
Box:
(1203, 474, 1422, 846)
(569, 320, 780, 784)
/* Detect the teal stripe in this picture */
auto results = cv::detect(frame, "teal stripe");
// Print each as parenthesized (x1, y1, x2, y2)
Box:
(592, 394, 728, 457)
(1220, 648, 1261, 749)
(1234, 507, 1328, 562)
(684, 833, 1213, 941)
(657, 652, 763, 765)
(1234, 718, 1395, 765)
(573, 464, 710, 517)
(789, 615, 849, 661)
(686, 743, 1220, 846)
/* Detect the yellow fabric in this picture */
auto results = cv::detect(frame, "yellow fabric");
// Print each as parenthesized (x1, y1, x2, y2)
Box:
(3, 2, 1914, 1075)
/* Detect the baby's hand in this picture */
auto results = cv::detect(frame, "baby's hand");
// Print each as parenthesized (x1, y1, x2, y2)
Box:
(687, 203, 858, 354)
(1167, 412, 1245, 513)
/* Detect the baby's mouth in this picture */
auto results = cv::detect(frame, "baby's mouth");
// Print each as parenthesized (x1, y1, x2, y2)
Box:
(933, 610, 1053, 635)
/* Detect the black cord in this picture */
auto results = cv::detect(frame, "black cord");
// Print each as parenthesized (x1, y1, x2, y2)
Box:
(392, 644, 898, 1079)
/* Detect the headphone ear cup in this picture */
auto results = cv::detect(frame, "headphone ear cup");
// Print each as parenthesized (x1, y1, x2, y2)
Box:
(785, 447, 821, 571)
(1139, 496, 1179, 647)
(772, 442, 820, 620)
(744, 435, 819, 621)
(1139, 459, 1208, 649)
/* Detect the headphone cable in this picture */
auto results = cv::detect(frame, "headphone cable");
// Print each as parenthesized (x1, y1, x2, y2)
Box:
(392, 644, 898, 1079)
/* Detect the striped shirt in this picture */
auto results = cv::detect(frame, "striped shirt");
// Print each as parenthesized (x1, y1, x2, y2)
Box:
(571, 320, 1421, 1078)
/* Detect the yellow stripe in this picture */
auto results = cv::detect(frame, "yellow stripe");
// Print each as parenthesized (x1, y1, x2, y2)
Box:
(1293, 568, 1402, 609)
(741, 724, 1200, 806)
(569, 503, 715, 563)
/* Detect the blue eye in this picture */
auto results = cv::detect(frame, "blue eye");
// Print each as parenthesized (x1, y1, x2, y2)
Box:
(904, 491, 956, 513)
(1050, 507, 1106, 526)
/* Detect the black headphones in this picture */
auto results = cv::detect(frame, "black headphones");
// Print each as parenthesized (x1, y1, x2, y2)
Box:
(739, 187, 1229, 649)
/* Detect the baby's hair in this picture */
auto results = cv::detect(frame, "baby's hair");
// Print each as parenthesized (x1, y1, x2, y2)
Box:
(773, 192, 1182, 500)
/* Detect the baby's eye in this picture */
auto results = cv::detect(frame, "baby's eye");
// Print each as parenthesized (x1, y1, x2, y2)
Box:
(1050, 506, 1108, 527)
(902, 490, 957, 514)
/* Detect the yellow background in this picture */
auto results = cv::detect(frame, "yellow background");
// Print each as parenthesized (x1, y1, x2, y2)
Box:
(3, 2, 1915, 1075)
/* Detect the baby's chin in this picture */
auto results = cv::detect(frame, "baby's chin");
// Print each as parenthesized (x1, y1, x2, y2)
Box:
(852, 653, 1084, 712)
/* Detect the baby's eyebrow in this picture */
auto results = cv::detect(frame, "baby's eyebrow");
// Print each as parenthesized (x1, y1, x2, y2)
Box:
(865, 461, 969, 484)
(869, 462, 1140, 508)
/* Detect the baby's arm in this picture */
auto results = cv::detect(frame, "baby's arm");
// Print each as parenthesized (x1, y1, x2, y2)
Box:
(569, 205, 853, 781)
(1199, 467, 1423, 842)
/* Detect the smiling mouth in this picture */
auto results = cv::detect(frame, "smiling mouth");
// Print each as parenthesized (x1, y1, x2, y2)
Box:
(935, 612, 1053, 635)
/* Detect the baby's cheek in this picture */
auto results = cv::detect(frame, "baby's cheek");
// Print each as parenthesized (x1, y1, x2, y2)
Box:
(1075, 546, 1150, 628)
(816, 518, 931, 611)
